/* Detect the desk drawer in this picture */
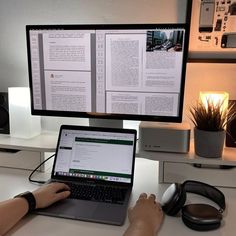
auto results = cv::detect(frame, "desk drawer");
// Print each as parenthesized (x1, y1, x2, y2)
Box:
(163, 161, 236, 188)
(0, 149, 41, 170)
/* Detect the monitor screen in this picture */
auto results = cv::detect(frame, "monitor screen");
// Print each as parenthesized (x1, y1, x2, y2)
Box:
(26, 24, 189, 123)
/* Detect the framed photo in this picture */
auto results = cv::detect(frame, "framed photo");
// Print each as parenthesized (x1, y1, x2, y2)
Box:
(188, 0, 236, 62)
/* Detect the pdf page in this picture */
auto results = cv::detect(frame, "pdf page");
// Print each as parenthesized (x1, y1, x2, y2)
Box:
(43, 31, 91, 71)
(106, 92, 141, 115)
(105, 33, 145, 91)
(104, 29, 184, 116)
(143, 30, 184, 93)
(106, 91, 179, 116)
(141, 93, 179, 116)
(44, 70, 91, 111)
(41, 31, 92, 112)
(144, 51, 183, 92)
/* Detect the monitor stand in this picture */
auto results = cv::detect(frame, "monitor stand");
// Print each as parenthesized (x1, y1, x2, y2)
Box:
(89, 118, 123, 129)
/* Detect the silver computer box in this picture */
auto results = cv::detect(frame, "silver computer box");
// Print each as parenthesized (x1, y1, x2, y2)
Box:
(139, 121, 191, 153)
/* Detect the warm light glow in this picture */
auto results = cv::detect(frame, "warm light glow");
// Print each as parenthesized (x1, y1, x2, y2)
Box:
(199, 91, 229, 112)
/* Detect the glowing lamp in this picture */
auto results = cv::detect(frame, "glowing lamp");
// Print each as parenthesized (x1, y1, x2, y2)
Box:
(199, 91, 229, 113)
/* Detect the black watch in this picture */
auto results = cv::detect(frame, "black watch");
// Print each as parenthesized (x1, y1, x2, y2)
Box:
(14, 191, 36, 213)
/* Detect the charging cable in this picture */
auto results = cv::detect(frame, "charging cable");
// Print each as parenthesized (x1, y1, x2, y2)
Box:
(28, 153, 55, 184)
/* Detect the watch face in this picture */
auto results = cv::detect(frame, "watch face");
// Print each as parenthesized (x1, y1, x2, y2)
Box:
(161, 183, 177, 205)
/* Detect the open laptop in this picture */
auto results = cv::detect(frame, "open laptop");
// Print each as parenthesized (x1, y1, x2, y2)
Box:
(34, 125, 137, 225)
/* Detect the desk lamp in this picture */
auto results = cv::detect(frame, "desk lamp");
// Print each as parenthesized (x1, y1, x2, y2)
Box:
(8, 87, 41, 138)
(199, 91, 229, 114)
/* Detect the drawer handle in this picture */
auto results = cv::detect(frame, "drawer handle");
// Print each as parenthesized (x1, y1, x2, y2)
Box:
(0, 148, 20, 153)
(193, 164, 235, 170)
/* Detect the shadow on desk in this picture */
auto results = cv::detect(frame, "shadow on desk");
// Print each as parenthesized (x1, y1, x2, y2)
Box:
(5, 214, 37, 236)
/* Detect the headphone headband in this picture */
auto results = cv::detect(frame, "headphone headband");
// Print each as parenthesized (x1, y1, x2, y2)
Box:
(183, 180, 225, 211)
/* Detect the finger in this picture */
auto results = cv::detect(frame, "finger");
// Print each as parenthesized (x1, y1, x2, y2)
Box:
(154, 201, 162, 211)
(148, 193, 156, 202)
(51, 182, 70, 191)
(128, 207, 133, 214)
(139, 193, 147, 199)
(53, 190, 71, 202)
(156, 202, 163, 211)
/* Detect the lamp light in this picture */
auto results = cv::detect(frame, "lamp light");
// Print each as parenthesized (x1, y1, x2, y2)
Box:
(199, 91, 229, 113)
(191, 91, 230, 158)
(8, 87, 41, 138)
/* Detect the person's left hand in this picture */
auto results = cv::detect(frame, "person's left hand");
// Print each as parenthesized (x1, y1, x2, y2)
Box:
(32, 182, 70, 209)
(127, 193, 164, 234)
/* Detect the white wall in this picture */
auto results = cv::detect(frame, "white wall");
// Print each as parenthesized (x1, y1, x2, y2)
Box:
(184, 63, 236, 130)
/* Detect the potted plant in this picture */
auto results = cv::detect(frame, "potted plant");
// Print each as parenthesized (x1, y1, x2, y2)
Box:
(190, 98, 235, 158)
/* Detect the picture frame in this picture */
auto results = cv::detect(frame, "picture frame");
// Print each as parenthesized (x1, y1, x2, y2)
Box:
(188, 0, 236, 63)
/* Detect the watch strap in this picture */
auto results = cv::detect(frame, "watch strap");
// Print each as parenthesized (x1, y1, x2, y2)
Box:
(14, 191, 36, 213)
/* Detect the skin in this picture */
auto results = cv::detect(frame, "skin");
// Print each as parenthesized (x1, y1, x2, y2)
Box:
(124, 193, 164, 236)
(0, 182, 70, 236)
(0, 185, 163, 236)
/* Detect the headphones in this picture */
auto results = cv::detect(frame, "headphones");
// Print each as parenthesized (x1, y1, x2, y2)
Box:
(161, 180, 225, 231)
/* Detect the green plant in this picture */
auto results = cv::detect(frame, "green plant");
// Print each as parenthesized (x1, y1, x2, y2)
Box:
(190, 99, 235, 131)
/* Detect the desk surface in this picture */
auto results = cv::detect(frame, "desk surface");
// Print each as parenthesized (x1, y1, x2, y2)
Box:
(0, 132, 58, 152)
(1, 158, 236, 236)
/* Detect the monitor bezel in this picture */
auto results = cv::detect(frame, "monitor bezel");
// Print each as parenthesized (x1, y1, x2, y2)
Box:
(26, 23, 189, 123)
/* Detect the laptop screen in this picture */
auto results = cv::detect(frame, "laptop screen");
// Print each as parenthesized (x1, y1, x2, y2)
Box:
(52, 126, 136, 184)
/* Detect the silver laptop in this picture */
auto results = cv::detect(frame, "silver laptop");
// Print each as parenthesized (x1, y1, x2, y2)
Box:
(34, 125, 137, 225)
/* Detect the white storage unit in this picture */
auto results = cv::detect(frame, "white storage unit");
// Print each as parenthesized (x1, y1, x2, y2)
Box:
(138, 141, 236, 188)
(0, 132, 57, 171)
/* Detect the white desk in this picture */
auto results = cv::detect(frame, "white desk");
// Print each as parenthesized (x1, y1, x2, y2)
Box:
(1, 158, 236, 236)
(0, 132, 58, 171)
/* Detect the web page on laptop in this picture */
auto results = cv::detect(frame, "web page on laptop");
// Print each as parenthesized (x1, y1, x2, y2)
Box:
(54, 129, 135, 183)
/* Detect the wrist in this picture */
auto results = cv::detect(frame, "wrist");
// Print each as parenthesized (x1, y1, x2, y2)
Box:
(129, 220, 156, 236)
(14, 191, 36, 213)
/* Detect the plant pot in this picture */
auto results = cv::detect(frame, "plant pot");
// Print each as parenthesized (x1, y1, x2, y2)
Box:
(194, 128, 225, 158)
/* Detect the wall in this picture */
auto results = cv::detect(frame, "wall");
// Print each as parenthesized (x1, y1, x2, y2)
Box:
(184, 63, 236, 130)
(0, 0, 186, 91)
(0, 0, 235, 131)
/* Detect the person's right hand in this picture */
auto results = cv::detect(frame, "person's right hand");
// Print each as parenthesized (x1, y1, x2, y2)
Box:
(127, 193, 164, 235)
(32, 182, 71, 209)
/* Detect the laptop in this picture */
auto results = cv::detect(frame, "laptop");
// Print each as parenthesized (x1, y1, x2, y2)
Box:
(34, 125, 137, 225)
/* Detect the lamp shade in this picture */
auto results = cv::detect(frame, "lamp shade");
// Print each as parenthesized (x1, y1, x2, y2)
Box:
(8, 87, 41, 138)
(199, 91, 229, 113)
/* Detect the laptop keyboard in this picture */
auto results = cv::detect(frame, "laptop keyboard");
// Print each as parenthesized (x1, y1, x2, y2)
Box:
(66, 182, 127, 204)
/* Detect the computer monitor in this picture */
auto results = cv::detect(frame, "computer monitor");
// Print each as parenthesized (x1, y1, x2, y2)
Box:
(26, 24, 189, 128)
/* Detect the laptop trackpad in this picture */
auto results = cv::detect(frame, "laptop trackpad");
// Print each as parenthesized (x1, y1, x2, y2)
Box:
(92, 203, 126, 225)
(36, 199, 126, 225)
(36, 199, 97, 219)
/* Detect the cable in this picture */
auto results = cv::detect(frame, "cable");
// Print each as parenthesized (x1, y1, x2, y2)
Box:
(28, 153, 55, 184)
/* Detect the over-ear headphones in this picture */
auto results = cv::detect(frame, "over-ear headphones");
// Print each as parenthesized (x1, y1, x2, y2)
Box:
(161, 180, 225, 231)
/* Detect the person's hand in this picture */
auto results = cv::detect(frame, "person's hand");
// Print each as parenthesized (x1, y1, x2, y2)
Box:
(127, 193, 164, 235)
(32, 182, 71, 209)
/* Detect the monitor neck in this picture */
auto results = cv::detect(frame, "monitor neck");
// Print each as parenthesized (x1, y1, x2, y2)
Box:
(89, 118, 123, 129)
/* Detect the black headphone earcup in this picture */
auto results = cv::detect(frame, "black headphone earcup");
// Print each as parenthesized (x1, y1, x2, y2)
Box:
(168, 189, 186, 216)
(161, 183, 186, 216)
(181, 204, 222, 231)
